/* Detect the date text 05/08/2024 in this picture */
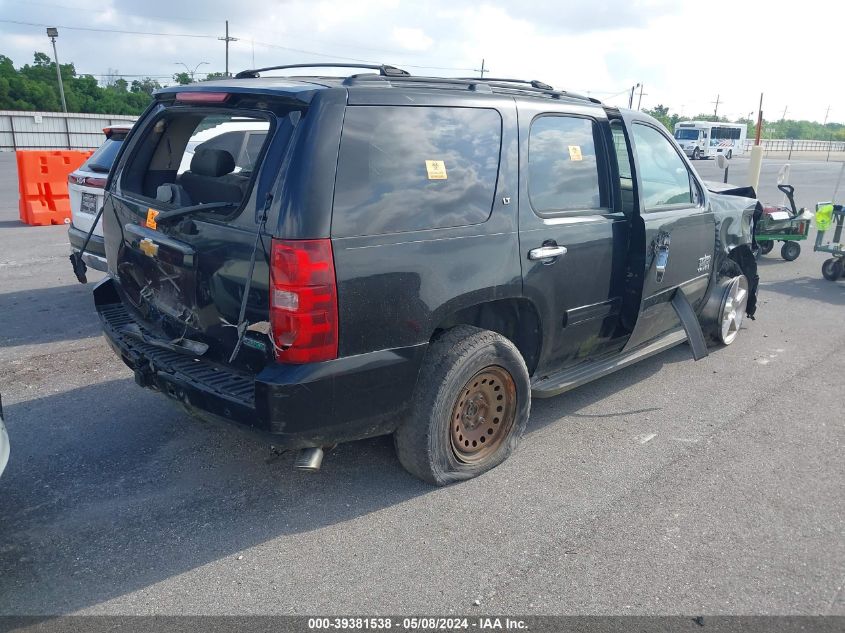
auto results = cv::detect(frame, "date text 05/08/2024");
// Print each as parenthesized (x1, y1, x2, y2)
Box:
(307, 617, 529, 630)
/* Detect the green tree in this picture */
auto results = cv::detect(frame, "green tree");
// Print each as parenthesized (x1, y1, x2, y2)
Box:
(130, 77, 162, 96)
(0, 52, 157, 114)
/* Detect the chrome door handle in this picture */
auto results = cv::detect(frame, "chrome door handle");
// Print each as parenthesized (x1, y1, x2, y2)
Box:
(528, 245, 567, 261)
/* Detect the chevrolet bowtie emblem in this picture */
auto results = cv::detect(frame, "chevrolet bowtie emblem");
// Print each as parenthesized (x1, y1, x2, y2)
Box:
(139, 238, 159, 258)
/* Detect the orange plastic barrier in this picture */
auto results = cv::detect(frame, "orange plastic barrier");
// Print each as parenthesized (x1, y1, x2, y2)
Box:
(16, 150, 94, 226)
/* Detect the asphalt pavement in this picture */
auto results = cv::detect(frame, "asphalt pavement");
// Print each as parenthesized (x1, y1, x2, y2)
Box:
(0, 151, 842, 615)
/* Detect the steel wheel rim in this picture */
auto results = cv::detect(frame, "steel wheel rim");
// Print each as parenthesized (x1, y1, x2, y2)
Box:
(450, 366, 517, 464)
(720, 276, 748, 345)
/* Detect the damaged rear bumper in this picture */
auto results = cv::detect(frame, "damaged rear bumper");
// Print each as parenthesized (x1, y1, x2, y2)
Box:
(94, 277, 425, 447)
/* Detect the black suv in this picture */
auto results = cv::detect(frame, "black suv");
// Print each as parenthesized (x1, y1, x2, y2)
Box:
(92, 64, 760, 484)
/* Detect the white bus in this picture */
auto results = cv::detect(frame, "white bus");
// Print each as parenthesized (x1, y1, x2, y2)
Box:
(673, 121, 747, 160)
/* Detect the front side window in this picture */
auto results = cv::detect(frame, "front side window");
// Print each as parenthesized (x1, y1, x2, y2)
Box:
(121, 111, 271, 216)
(632, 123, 694, 211)
(332, 106, 502, 237)
(528, 116, 603, 213)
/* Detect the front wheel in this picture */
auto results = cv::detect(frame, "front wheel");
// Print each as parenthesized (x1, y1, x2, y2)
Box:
(822, 258, 844, 281)
(394, 325, 531, 485)
(759, 240, 774, 255)
(781, 241, 801, 261)
(726, 149, 733, 159)
(718, 275, 749, 345)
(692, 148, 701, 160)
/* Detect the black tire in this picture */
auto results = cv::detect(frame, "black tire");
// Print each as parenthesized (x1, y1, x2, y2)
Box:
(759, 240, 774, 255)
(692, 148, 700, 160)
(822, 258, 844, 281)
(726, 149, 733, 159)
(394, 325, 531, 485)
(781, 241, 801, 261)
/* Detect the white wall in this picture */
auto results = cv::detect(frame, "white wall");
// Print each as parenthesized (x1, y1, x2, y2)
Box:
(0, 110, 138, 151)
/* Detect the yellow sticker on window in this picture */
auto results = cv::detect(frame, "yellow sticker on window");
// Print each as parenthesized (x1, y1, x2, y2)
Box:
(146, 209, 159, 229)
(425, 160, 448, 180)
(568, 145, 583, 161)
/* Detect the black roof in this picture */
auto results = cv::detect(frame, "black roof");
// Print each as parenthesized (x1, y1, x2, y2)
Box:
(160, 63, 603, 106)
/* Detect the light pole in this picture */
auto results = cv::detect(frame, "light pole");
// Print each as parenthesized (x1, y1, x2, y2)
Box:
(46, 27, 67, 113)
(174, 61, 209, 82)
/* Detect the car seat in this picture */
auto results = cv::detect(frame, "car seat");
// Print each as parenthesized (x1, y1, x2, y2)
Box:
(179, 149, 246, 204)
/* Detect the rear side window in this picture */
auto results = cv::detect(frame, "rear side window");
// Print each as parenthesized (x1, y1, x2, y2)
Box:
(528, 116, 604, 213)
(81, 137, 124, 174)
(121, 111, 271, 215)
(332, 106, 502, 237)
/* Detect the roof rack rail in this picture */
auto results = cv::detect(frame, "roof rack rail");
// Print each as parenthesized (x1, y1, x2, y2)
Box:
(458, 77, 595, 103)
(235, 63, 410, 79)
(459, 77, 554, 91)
(346, 74, 491, 90)
(348, 73, 600, 104)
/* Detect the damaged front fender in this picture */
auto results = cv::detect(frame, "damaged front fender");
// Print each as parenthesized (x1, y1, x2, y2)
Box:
(706, 182, 762, 318)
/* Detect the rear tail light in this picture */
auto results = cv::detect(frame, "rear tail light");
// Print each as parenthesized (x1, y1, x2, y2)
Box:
(269, 239, 339, 364)
(68, 174, 106, 188)
(103, 126, 130, 139)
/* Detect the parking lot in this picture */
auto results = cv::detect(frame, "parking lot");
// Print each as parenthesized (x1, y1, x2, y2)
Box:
(0, 151, 842, 615)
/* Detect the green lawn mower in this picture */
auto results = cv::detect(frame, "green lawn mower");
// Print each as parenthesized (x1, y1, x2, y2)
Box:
(756, 184, 812, 261)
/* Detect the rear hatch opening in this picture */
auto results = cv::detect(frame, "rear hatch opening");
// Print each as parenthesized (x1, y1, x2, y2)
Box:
(108, 92, 305, 373)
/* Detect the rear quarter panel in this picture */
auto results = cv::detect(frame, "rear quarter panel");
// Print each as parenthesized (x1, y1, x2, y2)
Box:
(331, 94, 522, 357)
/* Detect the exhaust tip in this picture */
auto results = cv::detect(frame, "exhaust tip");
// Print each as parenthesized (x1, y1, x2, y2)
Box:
(294, 447, 324, 472)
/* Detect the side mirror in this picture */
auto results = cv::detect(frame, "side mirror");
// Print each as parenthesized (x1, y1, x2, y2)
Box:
(715, 153, 728, 170)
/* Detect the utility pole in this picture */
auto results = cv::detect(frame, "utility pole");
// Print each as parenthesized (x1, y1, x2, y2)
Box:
(636, 83, 646, 110)
(628, 83, 640, 109)
(46, 27, 67, 113)
(781, 106, 788, 121)
(475, 59, 487, 78)
(754, 93, 763, 145)
(219, 20, 238, 77)
(712, 93, 720, 118)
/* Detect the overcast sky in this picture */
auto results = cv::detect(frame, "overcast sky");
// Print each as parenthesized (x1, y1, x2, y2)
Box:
(0, 0, 839, 123)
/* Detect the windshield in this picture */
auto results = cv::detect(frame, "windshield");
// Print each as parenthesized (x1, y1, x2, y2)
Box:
(81, 137, 125, 173)
(120, 110, 272, 219)
(674, 129, 700, 141)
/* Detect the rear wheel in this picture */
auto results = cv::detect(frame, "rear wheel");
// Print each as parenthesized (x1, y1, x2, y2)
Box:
(394, 325, 530, 485)
(822, 258, 844, 281)
(781, 241, 801, 261)
(759, 240, 774, 255)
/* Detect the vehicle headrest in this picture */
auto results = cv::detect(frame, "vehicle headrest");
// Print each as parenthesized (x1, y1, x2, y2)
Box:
(190, 149, 235, 177)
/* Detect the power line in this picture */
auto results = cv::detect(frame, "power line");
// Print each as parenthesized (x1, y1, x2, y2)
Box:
(0, 18, 216, 38)
(0, 18, 476, 73)
(3, 0, 224, 24)
(5, 0, 446, 59)
(78, 73, 186, 78)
